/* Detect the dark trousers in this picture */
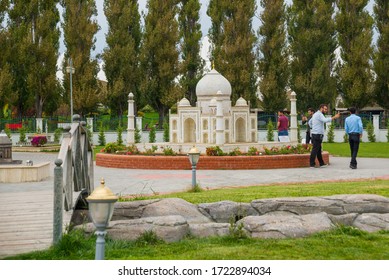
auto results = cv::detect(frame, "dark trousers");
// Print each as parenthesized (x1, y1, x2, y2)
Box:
(306, 131, 311, 144)
(349, 134, 360, 167)
(310, 134, 325, 167)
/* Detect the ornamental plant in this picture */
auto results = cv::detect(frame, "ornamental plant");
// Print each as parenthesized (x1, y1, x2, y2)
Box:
(366, 121, 376, 142)
(327, 123, 335, 143)
(266, 118, 274, 141)
(206, 146, 225, 156)
(31, 135, 47, 147)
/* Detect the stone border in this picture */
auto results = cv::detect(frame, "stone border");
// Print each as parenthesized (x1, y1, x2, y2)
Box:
(96, 152, 329, 170)
(76, 195, 389, 242)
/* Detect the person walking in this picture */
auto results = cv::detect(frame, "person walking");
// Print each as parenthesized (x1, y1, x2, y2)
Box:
(345, 107, 363, 169)
(302, 108, 315, 144)
(277, 110, 289, 141)
(308, 104, 340, 168)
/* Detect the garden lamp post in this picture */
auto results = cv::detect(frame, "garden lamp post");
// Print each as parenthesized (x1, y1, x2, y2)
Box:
(187, 146, 200, 188)
(86, 178, 118, 260)
(66, 58, 75, 121)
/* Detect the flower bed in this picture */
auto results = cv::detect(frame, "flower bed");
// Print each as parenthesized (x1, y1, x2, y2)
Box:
(31, 135, 47, 147)
(96, 152, 329, 170)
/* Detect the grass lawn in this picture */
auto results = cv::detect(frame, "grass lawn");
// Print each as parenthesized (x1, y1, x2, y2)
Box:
(6, 179, 389, 260)
(323, 142, 389, 158)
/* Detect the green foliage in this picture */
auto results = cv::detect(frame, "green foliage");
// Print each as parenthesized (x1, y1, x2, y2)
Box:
(343, 133, 349, 143)
(144, 145, 158, 155)
(205, 146, 225, 156)
(102, 142, 125, 154)
(327, 123, 335, 143)
(335, 0, 374, 110)
(103, 0, 142, 117)
(373, 0, 389, 110)
(178, 0, 204, 106)
(6, 0, 61, 118)
(140, 104, 155, 113)
(4, 127, 11, 139)
(98, 125, 106, 146)
(258, 0, 289, 112)
(149, 125, 156, 143)
(163, 119, 169, 142)
(208, 0, 257, 106)
(264, 144, 312, 155)
(126, 144, 140, 155)
(140, 0, 180, 129)
(116, 124, 123, 146)
(387, 120, 389, 143)
(54, 128, 63, 143)
(366, 121, 376, 142)
(85, 124, 93, 144)
(62, 0, 100, 116)
(135, 230, 164, 246)
(228, 147, 243, 156)
(288, 0, 337, 111)
(228, 219, 247, 240)
(266, 119, 274, 141)
(162, 146, 176, 156)
(247, 146, 259, 156)
(18, 127, 26, 143)
(188, 183, 203, 193)
(135, 127, 141, 143)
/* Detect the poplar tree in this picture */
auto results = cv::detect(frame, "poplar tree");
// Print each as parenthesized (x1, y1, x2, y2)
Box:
(178, 0, 204, 106)
(373, 0, 389, 110)
(140, 0, 180, 127)
(7, 0, 35, 117)
(103, 0, 142, 117)
(288, 0, 337, 112)
(258, 0, 289, 113)
(61, 0, 100, 117)
(207, 0, 257, 106)
(28, 1, 61, 117)
(0, 0, 13, 115)
(335, 0, 374, 110)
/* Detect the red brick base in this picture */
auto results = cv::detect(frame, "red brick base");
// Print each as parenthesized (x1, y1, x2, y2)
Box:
(96, 152, 330, 170)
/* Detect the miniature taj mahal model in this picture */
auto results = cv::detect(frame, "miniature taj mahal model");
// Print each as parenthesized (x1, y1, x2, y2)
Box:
(170, 68, 257, 145)
(126, 68, 298, 153)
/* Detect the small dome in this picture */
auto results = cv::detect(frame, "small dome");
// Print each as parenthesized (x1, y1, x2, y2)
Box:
(235, 97, 248, 107)
(209, 97, 217, 107)
(196, 69, 231, 97)
(178, 97, 191, 107)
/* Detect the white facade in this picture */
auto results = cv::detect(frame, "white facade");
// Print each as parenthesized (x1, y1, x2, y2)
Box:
(169, 69, 258, 145)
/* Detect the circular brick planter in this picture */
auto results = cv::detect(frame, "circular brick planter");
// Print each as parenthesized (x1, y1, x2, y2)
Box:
(96, 152, 329, 170)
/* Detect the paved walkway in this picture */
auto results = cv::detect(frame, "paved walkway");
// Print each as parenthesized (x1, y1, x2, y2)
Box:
(1, 152, 389, 258)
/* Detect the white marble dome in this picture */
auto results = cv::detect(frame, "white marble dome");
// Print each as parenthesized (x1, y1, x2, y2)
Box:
(178, 97, 191, 107)
(196, 69, 231, 97)
(235, 97, 248, 107)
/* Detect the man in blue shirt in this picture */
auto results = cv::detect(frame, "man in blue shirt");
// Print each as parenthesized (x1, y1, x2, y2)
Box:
(345, 107, 363, 169)
(308, 104, 340, 168)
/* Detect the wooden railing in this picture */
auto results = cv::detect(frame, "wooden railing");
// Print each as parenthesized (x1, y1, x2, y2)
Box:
(56, 115, 94, 211)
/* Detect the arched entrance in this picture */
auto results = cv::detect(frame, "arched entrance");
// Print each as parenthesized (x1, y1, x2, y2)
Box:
(184, 118, 196, 143)
(235, 118, 246, 142)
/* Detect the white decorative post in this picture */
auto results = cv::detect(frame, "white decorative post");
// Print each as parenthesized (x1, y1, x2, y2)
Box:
(36, 118, 43, 133)
(373, 115, 380, 141)
(290, 91, 298, 142)
(216, 90, 225, 145)
(127, 92, 135, 145)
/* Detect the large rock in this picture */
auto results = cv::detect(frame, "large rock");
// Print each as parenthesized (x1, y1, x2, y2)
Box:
(251, 194, 389, 216)
(239, 212, 333, 239)
(83, 215, 189, 243)
(112, 199, 160, 221)
(141, 198, 212, 224)
(189, 223, 230, 238)
(352, 213, 389, 232)
(198, 201, 258, 223)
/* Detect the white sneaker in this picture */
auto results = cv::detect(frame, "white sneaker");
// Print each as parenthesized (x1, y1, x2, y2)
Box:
(320, 164, 328, 168)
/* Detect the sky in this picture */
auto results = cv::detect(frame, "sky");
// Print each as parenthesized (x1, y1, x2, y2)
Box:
(57, 0, 375, 81)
